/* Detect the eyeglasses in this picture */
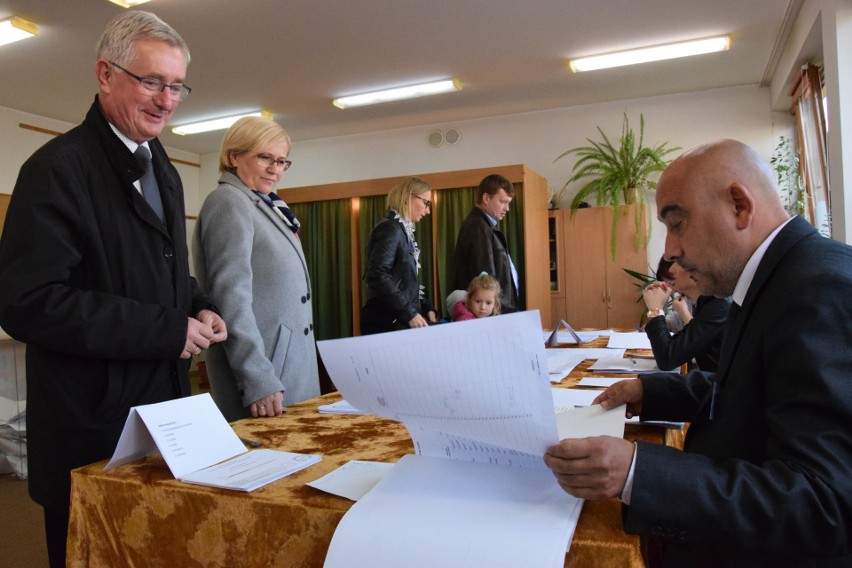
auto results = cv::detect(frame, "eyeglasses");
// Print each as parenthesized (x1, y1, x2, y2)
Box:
(256, 153, 292, 171)
(413, 194, 431, 209)
(110, 62, 191, 101)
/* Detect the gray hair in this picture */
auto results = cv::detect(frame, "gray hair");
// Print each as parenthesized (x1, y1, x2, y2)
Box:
(96, 11, 190, 67)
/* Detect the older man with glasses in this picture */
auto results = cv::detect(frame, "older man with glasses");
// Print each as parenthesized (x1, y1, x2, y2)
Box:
(0, 11, 226, 567)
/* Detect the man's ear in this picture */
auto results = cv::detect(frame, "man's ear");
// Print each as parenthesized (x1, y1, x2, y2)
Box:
(95, 60, 112, 91)
(728, 183, 755, 230)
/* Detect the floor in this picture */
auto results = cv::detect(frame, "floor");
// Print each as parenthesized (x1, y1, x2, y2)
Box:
(0, 474, 48, 568)
(0, 369, 208, 568)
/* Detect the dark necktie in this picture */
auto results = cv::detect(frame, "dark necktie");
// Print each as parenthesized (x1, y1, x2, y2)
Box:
(134, 145, 164, 221)
(727, 302, 741, 321)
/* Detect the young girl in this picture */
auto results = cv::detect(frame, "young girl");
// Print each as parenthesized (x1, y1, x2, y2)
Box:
(452, 273, 502, 321)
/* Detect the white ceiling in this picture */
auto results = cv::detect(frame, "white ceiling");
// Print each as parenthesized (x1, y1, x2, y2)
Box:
(0, 0, 797, 156)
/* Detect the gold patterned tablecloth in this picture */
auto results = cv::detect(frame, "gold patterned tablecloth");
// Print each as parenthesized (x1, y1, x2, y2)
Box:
(68, 335, 678, 567)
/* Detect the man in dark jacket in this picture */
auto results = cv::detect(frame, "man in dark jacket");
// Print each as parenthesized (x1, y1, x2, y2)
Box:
(0, 11, 226, 567)
(545, 140, 852, 567)
(452, 174, 520, 312)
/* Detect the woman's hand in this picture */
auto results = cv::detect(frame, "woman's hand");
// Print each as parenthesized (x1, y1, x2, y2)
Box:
(250, 391, 284, 417)
(642, 282, 672, 310)
(672, 295, 693, 324)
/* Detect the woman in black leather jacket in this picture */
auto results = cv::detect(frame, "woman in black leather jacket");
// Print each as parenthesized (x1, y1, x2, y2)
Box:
(643, 261, 731, 371)
(360, 177, 438, 335)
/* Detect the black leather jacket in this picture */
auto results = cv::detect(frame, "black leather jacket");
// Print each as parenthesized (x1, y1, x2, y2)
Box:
(644, 295, 731, 371)
(360, 211, 435, 334)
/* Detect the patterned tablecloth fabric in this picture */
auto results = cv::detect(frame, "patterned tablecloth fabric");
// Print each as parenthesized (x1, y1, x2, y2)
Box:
(68, 334, 678, 568)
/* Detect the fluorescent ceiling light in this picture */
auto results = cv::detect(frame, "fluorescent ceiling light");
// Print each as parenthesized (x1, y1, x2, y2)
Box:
(569, 35, 730, 73)
(0, 16, 39, 47)
(171, 110, 272, 136)
(333, 78, 461, 109)
(106, 0, 152, 7)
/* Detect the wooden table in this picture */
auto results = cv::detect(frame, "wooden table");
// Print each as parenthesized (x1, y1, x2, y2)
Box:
(67, 336, 678, 567)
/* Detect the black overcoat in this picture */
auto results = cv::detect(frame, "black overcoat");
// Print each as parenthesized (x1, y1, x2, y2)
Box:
(0, 98, 211, 510)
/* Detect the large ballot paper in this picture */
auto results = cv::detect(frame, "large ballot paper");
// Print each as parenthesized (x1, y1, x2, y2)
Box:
(317, 311, 602, 568)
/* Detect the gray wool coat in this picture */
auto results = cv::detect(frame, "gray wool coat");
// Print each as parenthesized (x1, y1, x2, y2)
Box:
(193, 172, 320, 421)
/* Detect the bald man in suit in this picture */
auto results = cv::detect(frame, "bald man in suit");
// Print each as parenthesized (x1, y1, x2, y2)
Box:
(544, 139, 852, 567)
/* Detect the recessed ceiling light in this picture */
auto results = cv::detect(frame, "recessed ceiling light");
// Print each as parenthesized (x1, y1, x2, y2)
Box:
(333, 79, 461, 109)
(106, 0, 152, 7)
(171, 110, 272, 136)
(0, 16, 39, 47)
(569, 35, 730, 73)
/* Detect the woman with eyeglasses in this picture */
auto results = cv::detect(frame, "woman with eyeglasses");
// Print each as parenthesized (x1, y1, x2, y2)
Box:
(193, 116, 320, 421)
(360, 176, 438, 335)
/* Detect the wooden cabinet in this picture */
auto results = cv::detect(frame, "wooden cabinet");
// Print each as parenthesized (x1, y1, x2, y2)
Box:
(550, 205, 647, 329)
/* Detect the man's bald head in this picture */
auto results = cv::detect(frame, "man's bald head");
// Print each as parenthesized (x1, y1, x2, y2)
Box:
(655, 139, 789, 297)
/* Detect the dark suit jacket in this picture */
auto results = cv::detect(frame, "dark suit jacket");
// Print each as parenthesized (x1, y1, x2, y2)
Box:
(360, 211, 435, 334)
(625, 217, 852, 567)
(452, 207, 519, 312)
(0, 98, 211, 510)
(644, 295, 731, 371)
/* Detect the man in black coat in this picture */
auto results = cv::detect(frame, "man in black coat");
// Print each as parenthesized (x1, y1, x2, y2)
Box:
(544, 139, 852, 567)
(452, 174, 520, 312)
(0, 11, 226, 567)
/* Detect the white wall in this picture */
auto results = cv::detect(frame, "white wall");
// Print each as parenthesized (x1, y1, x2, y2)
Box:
(4, 85, 795, 275)
(197, 84, 794, 270)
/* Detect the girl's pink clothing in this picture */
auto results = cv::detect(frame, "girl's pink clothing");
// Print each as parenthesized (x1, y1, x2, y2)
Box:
(451, 301, 475, 321)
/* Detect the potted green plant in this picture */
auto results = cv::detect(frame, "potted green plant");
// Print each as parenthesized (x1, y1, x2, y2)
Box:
(555, 113, 679, 260)
(769, 135, 805, 217)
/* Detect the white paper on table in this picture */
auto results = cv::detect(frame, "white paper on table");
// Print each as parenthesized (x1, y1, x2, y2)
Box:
(307, 460, 395, 501)
(555, 404, 626, 440)
(546, 348, 626, 382)
(105, 393, 246, 478)
(317, 311, 557, 462)
(606, 331, 652, 349)
(546, 351, 585, 380)
(578, 376, 627, 388)
(104, 393, 322, 491)
(180, 449, 321, 492)
(317, 399, 366, 415)
(323, 454, 583, 568)
(551, 388, 601, 408)
(588, 357, 660, 374)
(543, 331, 603, 345)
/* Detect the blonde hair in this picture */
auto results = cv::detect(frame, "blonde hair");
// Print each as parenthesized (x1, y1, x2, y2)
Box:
(465, 273, 502, 315)
(218, 116, 291, 173)
(386, 176, 431, 220)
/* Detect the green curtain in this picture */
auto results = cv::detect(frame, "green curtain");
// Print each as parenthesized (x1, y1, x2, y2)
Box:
(359, 196, 436, 312)
(290, 199, 352, 340)
(358, 196, 387, 283)
(434, 186, 526, 318)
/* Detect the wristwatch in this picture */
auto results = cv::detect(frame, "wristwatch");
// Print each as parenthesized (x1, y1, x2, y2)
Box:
(646, 308, 665, 319)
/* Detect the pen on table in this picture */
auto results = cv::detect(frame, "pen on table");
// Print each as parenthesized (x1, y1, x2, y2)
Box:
(239, 437, 261, 448)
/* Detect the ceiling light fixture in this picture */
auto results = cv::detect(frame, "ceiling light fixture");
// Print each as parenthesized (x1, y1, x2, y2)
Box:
(171, 110, 272, 136)
(333, 78, 461, 109)
(568, 35, 730, 73)
(0, 16, 39, 47)
(106, 0, 152, 8)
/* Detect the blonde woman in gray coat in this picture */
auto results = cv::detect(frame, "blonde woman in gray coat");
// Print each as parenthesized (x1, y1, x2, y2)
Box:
(193, 116, 320, 421)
